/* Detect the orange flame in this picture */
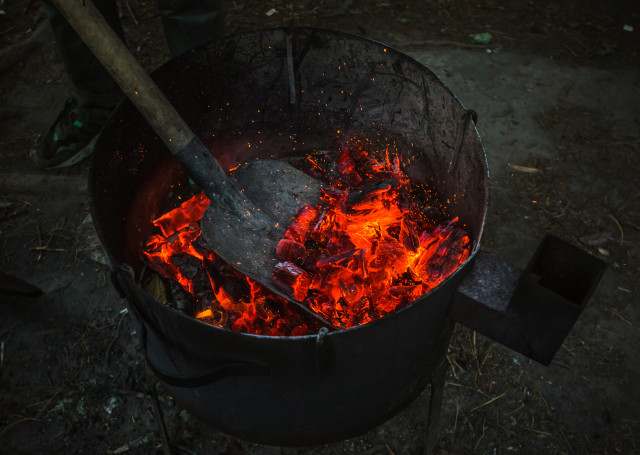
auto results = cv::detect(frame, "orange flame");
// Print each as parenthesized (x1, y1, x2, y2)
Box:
(143, 144, 470, 334)
(272, 146, 470, 328)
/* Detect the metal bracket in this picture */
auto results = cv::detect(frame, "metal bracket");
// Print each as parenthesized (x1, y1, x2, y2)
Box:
(315, 327, 329, 378)
(450, 235, 606, 365)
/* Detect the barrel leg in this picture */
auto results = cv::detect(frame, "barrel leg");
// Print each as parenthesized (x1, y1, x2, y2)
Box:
(425, 359, 446, 455)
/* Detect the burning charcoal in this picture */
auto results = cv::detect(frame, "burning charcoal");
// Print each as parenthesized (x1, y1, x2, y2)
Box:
(284, 204, 318, 243)
(400, 218, 420, 252)
(414, 226, 470, 285)
(145, 234, 166, 252)
(153, 193, 209, 237)
(167, 279, 192, 312)
(389, 285, 420, 299)
(392, 270, 420, 287)
(308, 210, 333, 244)
(305, 291, 335, 320)
(289, 324, 310, 337)
(322, 161, 342, 184)
(386, 224, 401, 239)
(338, 279, 366, 306)
(316, 249, 358, 268)
(419, 217, 458, 247)
(350, 296, 372, 320)
(302, 153, 329, 181)
(146, 139, 473, 334)
(358, 249, 368, 278)
(190, 268, 210, 294)
(319, 188, 347, 214)
(261, 297, 287, 319)
(368, 236, 408, 275)
(311, 209, 329, 233)
(171, 253, 201, 280)
(337, 149, 364, 186)
(320, 187, 348, 203)
(195, 307, 229, 328)
(327, 231, 356, 256)
(276, 239, 307, 262)
(272, 261, 311, 302)
(343, 170, 363, 187)
(204, 257, 243, 289)
(397, 191, 417, 213)
(192, 235, 216, 259)
(419, 230, 437, 249)
(254, 298, 273, 322)
(300, 244, 323, 271)
(345, 179, 399, 211)
(222, 275, 250, 300)
(337, 148, 355, 174)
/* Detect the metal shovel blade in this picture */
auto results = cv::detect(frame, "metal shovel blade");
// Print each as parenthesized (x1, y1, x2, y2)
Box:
(200, 160, 330, 322)
(51, 0, 334, 326)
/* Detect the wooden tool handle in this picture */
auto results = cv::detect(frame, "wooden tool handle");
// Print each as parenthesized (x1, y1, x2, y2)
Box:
(53, 0, 193, 152)
(52, 0, 247, 211)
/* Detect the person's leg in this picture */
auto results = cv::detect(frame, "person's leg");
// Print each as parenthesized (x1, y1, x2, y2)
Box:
(151, 0, 226, 57)
(37, 0, 124, 169)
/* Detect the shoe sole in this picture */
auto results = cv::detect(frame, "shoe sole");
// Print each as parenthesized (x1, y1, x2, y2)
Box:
(34, 135, 98, 170)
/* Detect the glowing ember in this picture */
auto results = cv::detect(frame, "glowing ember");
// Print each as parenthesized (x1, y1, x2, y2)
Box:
(144, 194, 315, 336)
(272, 145, 470, 328)
(143, 143, 471, 335)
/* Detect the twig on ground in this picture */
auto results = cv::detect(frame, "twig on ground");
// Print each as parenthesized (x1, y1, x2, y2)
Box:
(479, 342, 496, 374)
(521, 426, 552, 436)
(472, 331, 481, 379)
(453, 403, 459, 434)
(474, 417, 487, 451)
(0, 416, 40, 438)
(608, 214, 624, 245)
(108, 432, 156, 454)
(124, 0, 139, 24)
(30, 226, 66, 260)
(447, 354, 465, 376)
(106, 312, 127, 364)
(445, 381, 475, 390)
(151, 382, 172, 455)
(559, 427, 576, 454)
(0, 196, 38, 211)
(504, 402, 525, 416)
(608, 306, 632, 326)
(468, 392, 506, 414)
(446, 354, 457, 377)
(561, 343, 576, 357)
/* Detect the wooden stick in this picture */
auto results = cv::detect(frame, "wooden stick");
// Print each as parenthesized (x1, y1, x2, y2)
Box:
(52, 0, 192, 152)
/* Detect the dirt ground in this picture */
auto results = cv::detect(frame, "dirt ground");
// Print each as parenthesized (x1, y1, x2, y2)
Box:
(1, 1, 639, 454)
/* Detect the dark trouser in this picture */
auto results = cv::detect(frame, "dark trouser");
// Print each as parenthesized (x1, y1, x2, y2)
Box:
(42, 0, 226, 111)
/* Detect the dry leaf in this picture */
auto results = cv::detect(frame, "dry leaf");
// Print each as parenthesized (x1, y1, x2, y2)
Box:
(507, 162, 543, 174)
